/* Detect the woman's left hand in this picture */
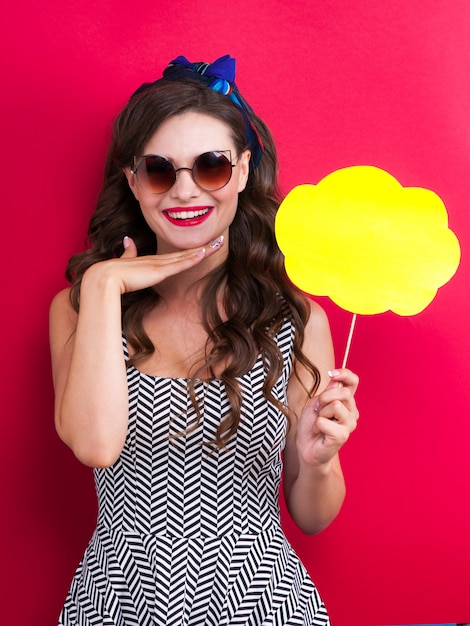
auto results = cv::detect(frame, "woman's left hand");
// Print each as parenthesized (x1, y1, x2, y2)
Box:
(296, 368, 360, 468)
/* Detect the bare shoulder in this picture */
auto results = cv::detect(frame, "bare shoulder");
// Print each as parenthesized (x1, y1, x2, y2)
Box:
(49, 288, 78, 342)
(50, 286, 72, 309)
(304, 297, 330, 333)
(301, 297, 333, 353)
(287, 297, 335, 411)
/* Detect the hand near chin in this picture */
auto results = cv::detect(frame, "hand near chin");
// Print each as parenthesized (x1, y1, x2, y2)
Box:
(83, 235, 225, 295)
(296, 368, 360, 468)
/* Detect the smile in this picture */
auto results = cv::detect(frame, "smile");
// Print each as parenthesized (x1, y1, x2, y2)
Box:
(164, 207, 213, 226)
(167, 208, 210, 220)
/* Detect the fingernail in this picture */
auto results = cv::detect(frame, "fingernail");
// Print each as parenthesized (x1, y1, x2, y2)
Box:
(196, 248, 206, 259)
(123, 235, 130, 249)
(209, 235, 224, 249)
(313, 401, 320, 413)
(328, 369, 341, 378)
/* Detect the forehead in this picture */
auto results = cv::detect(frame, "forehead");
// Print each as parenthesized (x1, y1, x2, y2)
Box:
(143, 111, 236, 157)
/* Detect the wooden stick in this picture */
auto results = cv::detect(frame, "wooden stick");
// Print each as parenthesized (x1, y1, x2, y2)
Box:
(341, 313, 357, 369)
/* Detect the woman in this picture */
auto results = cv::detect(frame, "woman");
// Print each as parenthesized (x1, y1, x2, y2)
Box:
(50, 55, 359, 625)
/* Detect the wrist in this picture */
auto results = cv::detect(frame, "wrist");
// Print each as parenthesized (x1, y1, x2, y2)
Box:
(297, 453, 337, 478)
(82, 261, 124, 296)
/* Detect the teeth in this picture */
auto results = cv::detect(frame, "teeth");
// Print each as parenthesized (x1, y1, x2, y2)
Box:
(167, 208, 210, 220)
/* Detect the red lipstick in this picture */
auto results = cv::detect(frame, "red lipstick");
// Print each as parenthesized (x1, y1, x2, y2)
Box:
(163, 206, 213, 227)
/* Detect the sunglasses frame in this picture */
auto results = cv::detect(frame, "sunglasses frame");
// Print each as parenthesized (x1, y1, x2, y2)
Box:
(131, 150, 236, 195)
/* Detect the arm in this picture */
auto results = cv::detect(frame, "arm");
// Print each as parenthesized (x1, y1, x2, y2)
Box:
(50, 271, 129, 468)
(283, 299, 359, 534)
(50, 237, 223, 468)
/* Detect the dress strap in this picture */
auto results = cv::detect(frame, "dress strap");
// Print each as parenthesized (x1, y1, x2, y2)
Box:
(121, 334, 130, 361)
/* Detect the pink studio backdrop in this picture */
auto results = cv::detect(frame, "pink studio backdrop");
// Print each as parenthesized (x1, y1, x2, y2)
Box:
(2, 1, 469, 625)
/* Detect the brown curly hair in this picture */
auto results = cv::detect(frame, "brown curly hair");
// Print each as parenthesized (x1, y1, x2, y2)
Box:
(66, 78, 320, 448)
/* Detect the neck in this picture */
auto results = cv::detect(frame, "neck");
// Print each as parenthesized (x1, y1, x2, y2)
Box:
(155, 251, 226, 305)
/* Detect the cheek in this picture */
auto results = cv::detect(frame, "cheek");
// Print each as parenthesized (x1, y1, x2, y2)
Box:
(136, 196, 165, 227)
(218, 184, 241, 215)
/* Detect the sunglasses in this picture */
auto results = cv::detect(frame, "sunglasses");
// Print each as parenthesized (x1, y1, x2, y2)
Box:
(131, 150, 236, 194)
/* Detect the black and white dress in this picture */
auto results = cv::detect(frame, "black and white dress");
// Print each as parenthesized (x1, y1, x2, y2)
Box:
(58, 315, 330, 625)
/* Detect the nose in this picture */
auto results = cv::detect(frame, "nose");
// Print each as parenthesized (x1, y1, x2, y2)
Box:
(170, 168, 200, 199)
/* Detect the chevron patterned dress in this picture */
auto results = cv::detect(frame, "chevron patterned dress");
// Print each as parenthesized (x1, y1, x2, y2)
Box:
(58, 315, 330, 626)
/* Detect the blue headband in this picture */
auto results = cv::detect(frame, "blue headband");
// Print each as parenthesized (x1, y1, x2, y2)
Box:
(131, 55, 264, 169)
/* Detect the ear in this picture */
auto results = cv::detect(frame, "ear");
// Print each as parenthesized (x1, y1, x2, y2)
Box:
(123, 167, 139, 200)
(236, 150, 251, 193)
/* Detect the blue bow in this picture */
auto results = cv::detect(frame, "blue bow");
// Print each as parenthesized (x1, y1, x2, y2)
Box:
(169, 55, 235, 96)
(131, 55, 264, 169)
(167, 55, 264, 168)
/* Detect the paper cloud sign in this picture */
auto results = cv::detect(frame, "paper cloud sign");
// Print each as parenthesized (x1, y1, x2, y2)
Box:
(275, 166, 461, 316)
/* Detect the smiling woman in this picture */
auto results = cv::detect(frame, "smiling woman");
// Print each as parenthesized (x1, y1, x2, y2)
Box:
(49, 54, 360, 626)
(123, 111, 250, 254)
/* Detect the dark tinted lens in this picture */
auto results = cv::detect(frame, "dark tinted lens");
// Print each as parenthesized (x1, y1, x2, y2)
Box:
(138, 156, 176, 193)
(193, 151, 232, 191)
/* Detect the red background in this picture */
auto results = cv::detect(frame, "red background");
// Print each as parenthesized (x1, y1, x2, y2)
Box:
(2, 1, 469, 625)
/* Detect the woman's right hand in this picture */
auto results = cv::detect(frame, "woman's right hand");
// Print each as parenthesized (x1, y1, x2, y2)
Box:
(84, 235, 225, 295)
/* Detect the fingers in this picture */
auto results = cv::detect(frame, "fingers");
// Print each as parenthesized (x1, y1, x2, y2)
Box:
(309, 367, 360, 431)
(316, 377, 358, 414)
(113, 234, 225, 294)
(121, 236, 138, 258)
(150, 235, 225, 270)
(120, 235, 224, 262)
(314, 415, 353, 444)
(325, 368, 359, 392)
(314, 399, 358, 433)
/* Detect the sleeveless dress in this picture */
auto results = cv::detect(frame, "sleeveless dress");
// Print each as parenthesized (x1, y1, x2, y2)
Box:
(58, 314, 330, 626)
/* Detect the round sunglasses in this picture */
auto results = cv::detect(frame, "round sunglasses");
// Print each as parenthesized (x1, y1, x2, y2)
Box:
(131, 150, 236, 194)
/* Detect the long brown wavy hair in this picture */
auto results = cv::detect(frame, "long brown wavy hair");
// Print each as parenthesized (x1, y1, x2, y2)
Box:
(66, 78, 320, 448)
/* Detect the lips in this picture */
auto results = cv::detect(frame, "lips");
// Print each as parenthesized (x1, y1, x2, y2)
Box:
(164, 206, 213, 226)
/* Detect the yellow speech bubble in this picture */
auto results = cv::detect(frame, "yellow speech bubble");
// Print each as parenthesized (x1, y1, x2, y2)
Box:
(275, 166, 461, 315)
